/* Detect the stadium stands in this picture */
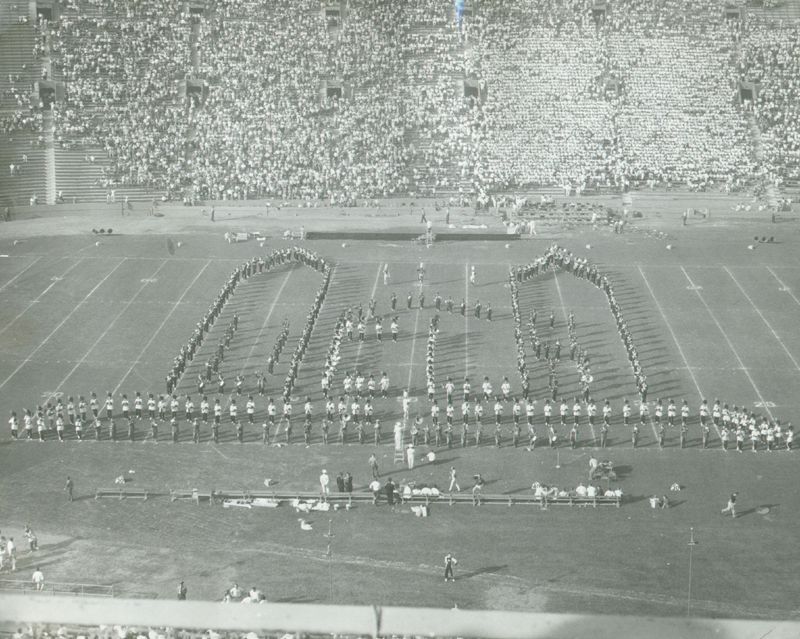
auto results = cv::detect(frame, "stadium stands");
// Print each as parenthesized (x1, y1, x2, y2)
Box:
(743, 18, 800, 186)
(1, 0, 798, 204)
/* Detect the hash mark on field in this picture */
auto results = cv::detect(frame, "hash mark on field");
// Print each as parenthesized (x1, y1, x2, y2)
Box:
(724, 267, 800, 372)
(0, 258, 84, 338)
(114, 260, 213, 394)
(681, 267, 773, 420)
(766, 266, 800, 308)
(0, 259, 126, 393)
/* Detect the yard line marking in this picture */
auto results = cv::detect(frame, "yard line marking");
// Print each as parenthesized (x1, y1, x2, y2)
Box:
(406, 287, 424, 393)
(354, 263, 382, 369)
(552, 271, 597, 445)
(211, 445, 229, 460)
(225, 264, 296, 406)
(680, 267, 773, 419)
(725, 267, 800, 371)
(766, 266, 800, 308)
(464, 262, 469, 376)
(0, 257, 84, 338)
(639, 268, 703, 396)
(114, 260, 213, 394)
(54, 260, 170, 394)
(0, 256, 42, 293)
(0, 259, 126, 392)
(638, 266, 703, 441)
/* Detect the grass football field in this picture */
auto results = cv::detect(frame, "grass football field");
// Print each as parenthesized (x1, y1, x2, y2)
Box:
(0, 210, 798, 619)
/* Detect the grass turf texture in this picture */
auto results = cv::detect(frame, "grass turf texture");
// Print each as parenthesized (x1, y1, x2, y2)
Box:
(0, 220, 799, 619)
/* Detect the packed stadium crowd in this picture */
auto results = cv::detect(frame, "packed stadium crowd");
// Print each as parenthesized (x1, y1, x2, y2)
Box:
(743, 18, 800, 183)
(48, 0, 192, 194)
(22, 0, 794, 203)
(467, 0, 755, 196)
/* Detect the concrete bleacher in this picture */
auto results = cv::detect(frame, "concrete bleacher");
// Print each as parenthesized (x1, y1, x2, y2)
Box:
(0, 15, 48, 207)
(53, 145, 153, 204)
(0, 129, 47, 208)
(0, 20, 38, 111)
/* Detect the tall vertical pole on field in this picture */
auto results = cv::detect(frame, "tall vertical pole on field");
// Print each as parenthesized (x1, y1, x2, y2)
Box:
(687, 527, 697, 617)
(324, 519, 334, 603)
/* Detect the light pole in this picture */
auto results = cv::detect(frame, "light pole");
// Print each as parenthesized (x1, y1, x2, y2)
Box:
(324, 519, 334, 603)
(687, 527, 697, 617)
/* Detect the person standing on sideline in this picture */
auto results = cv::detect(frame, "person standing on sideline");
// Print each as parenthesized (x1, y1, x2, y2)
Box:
(64, 476, 74, 501)
(407, 444, 416, 469)
(444, 553, 457, 582)
(472, 474, 485, 506)
(383, 263, 390, 286)
(721, 493, 738, 518)
(32, 567, 44, 591)
(385, 477, 396, 505)
(319, 469, 330, 501)
(6, 537, 16, 572)
(448, 467, 460, 492)
(368, 454, 378, 479)
(177, 580, 187, 600)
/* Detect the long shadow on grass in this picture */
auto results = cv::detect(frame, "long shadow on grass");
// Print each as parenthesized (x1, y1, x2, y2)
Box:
(459, 564, 508, 580)
(275, 594, 321, 603)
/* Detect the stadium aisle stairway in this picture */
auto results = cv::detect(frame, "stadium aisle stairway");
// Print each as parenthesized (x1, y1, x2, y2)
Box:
(0, 21, 38, 111)
(53, 145, 153, 203)
(0, 129, 47, 208)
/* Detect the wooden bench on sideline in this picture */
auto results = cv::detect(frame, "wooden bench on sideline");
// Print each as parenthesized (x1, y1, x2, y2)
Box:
(95, 487, 149, 500)
(165, 489, 622, 509)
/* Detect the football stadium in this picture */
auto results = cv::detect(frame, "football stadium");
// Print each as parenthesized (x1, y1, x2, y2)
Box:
(1, 0, 799, 637)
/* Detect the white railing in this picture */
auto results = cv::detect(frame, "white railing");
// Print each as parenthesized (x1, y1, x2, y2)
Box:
(1, 595, 799, 639)
(0, 581, 113, 598)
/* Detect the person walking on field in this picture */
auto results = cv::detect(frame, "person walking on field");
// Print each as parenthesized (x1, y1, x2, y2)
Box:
(444, 553, 457, 582)
(32, 567, 44, 591)
(472, 473, 485, 506)
(64, 476, 74, 501)
(319, 469, 330, 501)
(721, 493, 738, 518)
(448, 466, 461, 492)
